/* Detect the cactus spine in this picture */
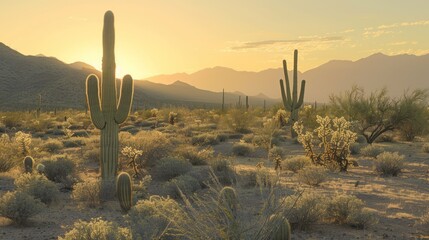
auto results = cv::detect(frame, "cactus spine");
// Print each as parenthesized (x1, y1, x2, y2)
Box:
(279, 49, 306, 137)
(116, 172, 132, 212)
(268, 214, 291, 240)
(86, 11, 134, 198)
(23, 156, 34, 173)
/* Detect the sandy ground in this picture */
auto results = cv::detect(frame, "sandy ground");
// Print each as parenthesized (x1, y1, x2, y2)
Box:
(1, 139, 428, 239)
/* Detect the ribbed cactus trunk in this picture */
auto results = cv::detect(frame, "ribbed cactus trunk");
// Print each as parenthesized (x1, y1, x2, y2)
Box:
(279, 49, 306, 138)
(86, 11, 134, 200)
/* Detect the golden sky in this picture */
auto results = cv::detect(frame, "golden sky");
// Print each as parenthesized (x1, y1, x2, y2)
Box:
(1, 0, 429, 79)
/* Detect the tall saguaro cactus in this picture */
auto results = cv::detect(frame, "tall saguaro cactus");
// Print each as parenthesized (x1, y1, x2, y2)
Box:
(86, 11, 134, 198)
(279, 49, 306, 137)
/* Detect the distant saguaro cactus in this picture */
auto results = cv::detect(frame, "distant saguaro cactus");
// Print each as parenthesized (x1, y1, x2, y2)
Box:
(245, 96, 249, 110)
(279, 49, 306, 137)
(116, 172, 132, 212)
(86, 11, 134, 199)
(23, 156, 34, 173)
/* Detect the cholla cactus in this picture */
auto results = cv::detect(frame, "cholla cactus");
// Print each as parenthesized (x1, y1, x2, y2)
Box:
(168, 112, 178, 125)
(121, 146, 143, 178)
(293, 115, 357, 171)
(14, 131, 32, 156)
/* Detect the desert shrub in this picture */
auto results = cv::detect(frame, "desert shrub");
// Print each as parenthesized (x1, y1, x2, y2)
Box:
(208, 157, 236, 185)
(350, 143, 362, 155)
(191, 133, 220, 146)
(297, 165, 328, 186)
(175, 146, 213, 165)
(360, 144, 384, 158)
(72, 180, 101, 208)
(225, 109, 254, 133)
(356, 135, 367, 144)
(133, 131, 173, 166)
(62, 138, 85, 148)
(83, 148, 100, 163)
(346, 208, 379, 229)
(42, 157, 75, 182)
(284, 192, 327, 230)
(155, 157, 192, 180)
(242, 134, 254, 143)
(232, 143, 254, 156)
(374, 152, 404, 176)
(255, 166, 277, 189)
(0, 191, 45, 225)
(163, 174, 201, 198)
(134, 175, 152, 200)
(374, 134, 395, 143)
(127, 196, 183, 239)
(14, 173, 59, 204)
(41, 138, 64, 153)
(422, 143, 429, 153)
(293, 116, 357, 171)
(59, 217, 131, 240)
(282, 156, 311, 173)
(326, 194, 364, 224)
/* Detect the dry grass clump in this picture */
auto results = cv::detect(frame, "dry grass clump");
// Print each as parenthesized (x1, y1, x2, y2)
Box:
(72, 180, 101, 208)
(174, 146, 213, 165)
(232, 143, 254, 156)
(282, 156, 311, 173)
(0, 191, 45, 225)
(191, 133, 220, 146)
(374, 151, 405, 176)
(41, 138, 64, 153)
(297, 165, 328, 186)
(163, 174, 201, 198)
(59, 217, 131, 240)
(360, 144, 384, 158)
(14, 173, 59, 205)
(155, 157, 192, 180)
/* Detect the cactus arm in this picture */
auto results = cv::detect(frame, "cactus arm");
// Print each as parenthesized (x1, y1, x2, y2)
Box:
(293, 49, 298, 104)
(115, 74, 134, 124)
(279, 79, 292, 111)
(86, 74, 106, 129)
(282, 60, 292, 104)
(296, 79, 306, 108)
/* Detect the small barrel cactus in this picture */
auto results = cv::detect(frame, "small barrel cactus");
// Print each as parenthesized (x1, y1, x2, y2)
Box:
(268, 214, 291, 240)
(218, 186, 238, 219)
(116, 172, 132, 212)
(36, 163, 45, 174)
(23, 156, 34, 173)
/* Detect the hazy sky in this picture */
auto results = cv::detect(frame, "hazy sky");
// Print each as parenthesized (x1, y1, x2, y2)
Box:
(1, 0, 429, 79)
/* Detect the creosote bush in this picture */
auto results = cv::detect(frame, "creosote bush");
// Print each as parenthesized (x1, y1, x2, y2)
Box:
(175, 146, 213, 165)
(155, 157, 192, 180)
(41, 138, 64, 153)
(346, 207, 379, 229)
(360, 144, 384, 158)
(284, 191, 327, 230)
(72, 180, 101, 208)
(327, 193, 364, 224)
(14, 173, 59, 204)
(59, 217, 131, 240)
(374, 152, 405, 176)
(422, 143, 429, 153)
(0, 191, 45, 225)
(191, 133, 220, 146)
(163, 174, 201, 198)
(282, 155, 311, 173)
(42, 157, 75, 182)
(232, 142, 254, 156)
(297, 165, 328, 186)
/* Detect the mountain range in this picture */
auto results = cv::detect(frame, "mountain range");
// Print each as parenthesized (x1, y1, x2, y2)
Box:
(0, 43, 273, 110)
(1, 42, 428, 110)
(145, 53, 429, 102)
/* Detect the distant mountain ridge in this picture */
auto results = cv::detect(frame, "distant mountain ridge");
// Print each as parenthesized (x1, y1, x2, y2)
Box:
(0, 42, 273, 110)
(144, 52, 429, 102)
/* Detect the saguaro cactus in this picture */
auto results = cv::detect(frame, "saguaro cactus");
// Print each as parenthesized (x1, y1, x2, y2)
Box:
(86, 11, 134, 198)
(23, 156, 34, 173)
(279, 49, 306, 137)
(268, 214, 291, 240)
(116, 172, 132, 212)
